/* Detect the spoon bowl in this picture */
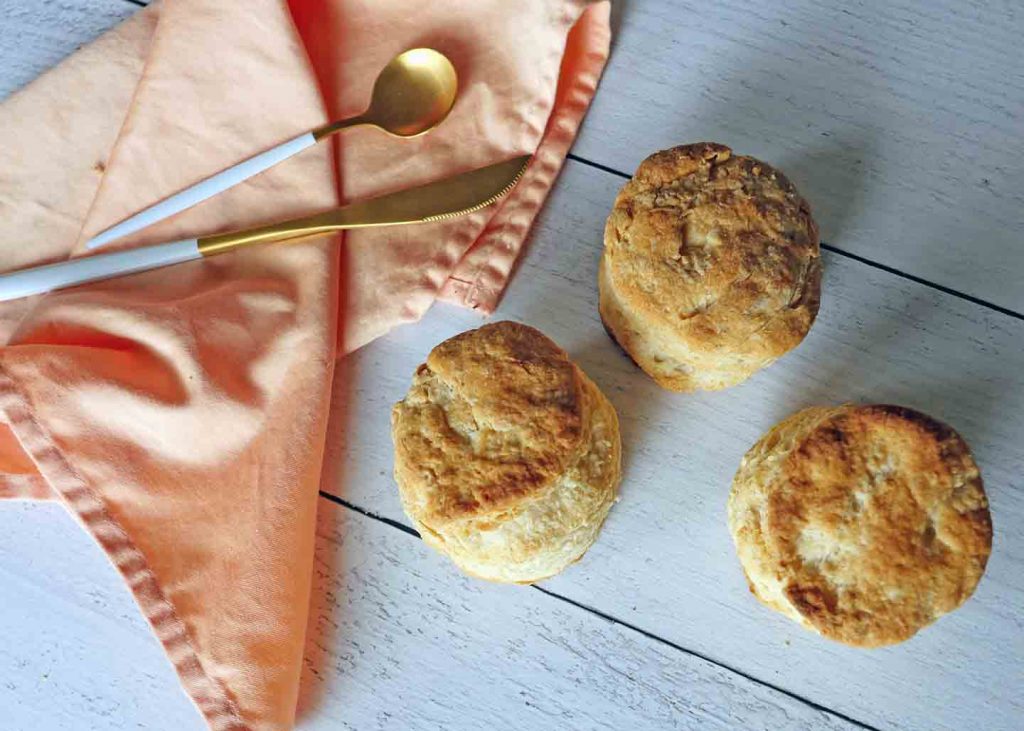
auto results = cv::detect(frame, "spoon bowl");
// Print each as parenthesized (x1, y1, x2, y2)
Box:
(366, 48, 458, 136)
(314, 48, 457, 140)
(86, 48, 459, 250)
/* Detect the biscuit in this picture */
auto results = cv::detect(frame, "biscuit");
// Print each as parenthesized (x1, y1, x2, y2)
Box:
(599, 142, 821, 391)
(728, 404, 992, 647)
(392, 321, 621, 584)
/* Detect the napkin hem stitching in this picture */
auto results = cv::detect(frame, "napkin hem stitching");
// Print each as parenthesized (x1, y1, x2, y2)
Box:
(439, 1, 611, 314)
(0, 364, 250, 731)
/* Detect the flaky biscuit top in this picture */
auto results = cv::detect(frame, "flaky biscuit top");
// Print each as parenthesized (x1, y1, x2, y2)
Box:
(729, 404, 992, 647)
(392, 322, 588, 527)
(603, 142, 820, 362)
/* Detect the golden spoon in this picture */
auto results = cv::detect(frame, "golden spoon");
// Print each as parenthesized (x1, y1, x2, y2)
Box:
(311, 47, 458, 140)
(87, 48, 459, 250)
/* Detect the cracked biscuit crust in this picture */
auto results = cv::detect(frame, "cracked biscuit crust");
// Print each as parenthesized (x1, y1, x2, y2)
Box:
(728, 404, 992, 647)
(392, 322, 622, 584)
(599, 142, 821, 391)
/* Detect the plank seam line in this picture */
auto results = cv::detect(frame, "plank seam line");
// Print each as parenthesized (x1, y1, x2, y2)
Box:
(818, 243, 1024, 321)
(318, 490, 883, 731)
(318, 491, 420, 538)
(565, 153, 1024, 323)
(531, 585, 882, 731)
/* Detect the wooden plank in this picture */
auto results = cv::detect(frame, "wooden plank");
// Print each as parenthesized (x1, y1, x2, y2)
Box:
(0, 501, 203, 730)
(0, 0, 137, 100)
(328, 159, 1024, 731)
(574, 0, 1024, 313)
(0, 499, 864, 730)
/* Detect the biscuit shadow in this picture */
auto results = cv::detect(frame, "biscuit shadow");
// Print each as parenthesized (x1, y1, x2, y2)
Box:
(640, 2, 880, 252)
(774, 133, 876, 248)
(912, 301, 1007, 451)
(781, 254, 1014, 461)
(504, 195, 692, 502)
(568, 333, 685, 499)
(664, 2, 1011, 456)
(775, 263, 1022, 640)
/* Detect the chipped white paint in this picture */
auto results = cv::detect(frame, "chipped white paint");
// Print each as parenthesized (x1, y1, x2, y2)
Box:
(0, 0, 136, 100)
(0, 499, 864, 730)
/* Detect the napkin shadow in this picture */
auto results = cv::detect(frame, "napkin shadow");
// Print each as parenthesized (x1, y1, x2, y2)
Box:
(295, 239, 354, 720)
(294, 350, 353, 722)
(608, 0, 628, 54)
(294, 500, 346, 722)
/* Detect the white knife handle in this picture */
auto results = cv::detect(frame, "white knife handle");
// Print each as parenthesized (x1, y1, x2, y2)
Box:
(86, 132, 317, 250)
(0, 239, 201, 301)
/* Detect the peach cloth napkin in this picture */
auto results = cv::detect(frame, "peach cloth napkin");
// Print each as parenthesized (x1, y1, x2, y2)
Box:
(0, 0, 610, 728)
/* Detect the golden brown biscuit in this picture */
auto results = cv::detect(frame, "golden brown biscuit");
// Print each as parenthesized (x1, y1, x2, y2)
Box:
(599, 142, 821, 391)
(391, 321, 621, 584)
(728, 404, 992, 647)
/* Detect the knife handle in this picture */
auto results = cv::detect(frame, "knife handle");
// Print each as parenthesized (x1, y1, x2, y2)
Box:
(85, 132, 317, 250)
(0, 239, 201, 301)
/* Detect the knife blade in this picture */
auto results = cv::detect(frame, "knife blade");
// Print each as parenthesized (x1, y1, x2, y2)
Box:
(197, 154, 531, 255)
(0, 155, 531, 302)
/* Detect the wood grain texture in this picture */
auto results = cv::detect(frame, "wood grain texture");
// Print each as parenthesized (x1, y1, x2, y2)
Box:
(0, 0, 136, 100)
(2, 2, 1023, 730)
(0, 501, 203, 730)
(328, 160, 1024, 731)
(0, 499, 864, 730)
(575, 0, 1024, 313)
(298, 500, 862, 730)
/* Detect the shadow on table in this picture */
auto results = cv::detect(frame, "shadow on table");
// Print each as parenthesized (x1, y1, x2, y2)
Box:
(798, 256, 1013, 455)
(294, 348, 353, 722)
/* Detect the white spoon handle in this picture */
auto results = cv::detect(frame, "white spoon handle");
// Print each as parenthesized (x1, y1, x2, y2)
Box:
(86, 132, 317, 250)
(0, 239, 201, 301)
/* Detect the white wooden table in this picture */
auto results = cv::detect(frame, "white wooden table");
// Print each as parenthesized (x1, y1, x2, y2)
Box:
(2, 2, 1023, 729)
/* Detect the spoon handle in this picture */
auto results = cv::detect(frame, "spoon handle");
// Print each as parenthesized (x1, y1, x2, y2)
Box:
(311, 115, 367, 141)
(85, 132, 317, 250)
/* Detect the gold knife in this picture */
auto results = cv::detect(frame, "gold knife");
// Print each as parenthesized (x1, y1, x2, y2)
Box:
(0, 155, 530, 302)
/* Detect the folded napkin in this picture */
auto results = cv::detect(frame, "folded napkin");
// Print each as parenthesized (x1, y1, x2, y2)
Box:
(0, 1, 609, 728)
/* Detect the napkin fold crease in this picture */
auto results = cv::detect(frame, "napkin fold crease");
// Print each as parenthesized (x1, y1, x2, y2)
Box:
(0, 1, 610, 728)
